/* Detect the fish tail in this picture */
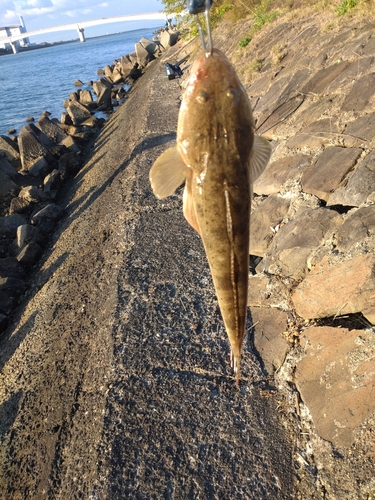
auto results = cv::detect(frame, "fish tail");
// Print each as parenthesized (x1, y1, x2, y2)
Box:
(230, 350, 241, 385)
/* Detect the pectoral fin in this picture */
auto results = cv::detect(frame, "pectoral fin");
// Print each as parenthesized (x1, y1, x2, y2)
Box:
(183, 172, 201, 235)
(149, 147, 186, 199)
(249, 135, 272, 182)
(249, 136, 272, 253)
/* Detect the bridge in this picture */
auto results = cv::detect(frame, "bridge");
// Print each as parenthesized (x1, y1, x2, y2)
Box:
(0, 12, 169, 53)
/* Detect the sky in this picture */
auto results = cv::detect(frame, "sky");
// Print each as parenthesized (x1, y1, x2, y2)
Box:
(0, 0, 167, 42)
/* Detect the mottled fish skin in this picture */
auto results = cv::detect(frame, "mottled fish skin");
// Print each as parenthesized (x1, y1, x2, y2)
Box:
(150, 48, 271, 383)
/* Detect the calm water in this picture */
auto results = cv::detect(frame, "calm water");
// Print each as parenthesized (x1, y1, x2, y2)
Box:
(0, 28, 159, 135)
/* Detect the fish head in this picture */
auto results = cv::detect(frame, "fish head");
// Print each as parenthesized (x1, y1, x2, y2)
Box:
(177, 48, 255, 174)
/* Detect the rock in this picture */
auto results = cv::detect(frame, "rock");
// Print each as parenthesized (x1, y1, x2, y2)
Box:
(97, 86, 112, 110)
(265, 207, 340, 279)
(327, 152, 375, 207)
(119, 54, 134, 74)
(0, 313, 7, 332)
(256, 95, 305, 136)
(253, 154, 311, 195)
(0, 156, 18, 181)
(327, 56, 375, 92)
(60, 112, 73, 126)
(111, 68, 124, 84)
(59, 135, 80, 153)
(81, 116, 100, 128)
(16, 241, 42, 265)
(93, 77, 112, 96)
(292, 254, 375, 320)
(341, 73, 375, 112)
(36, 116, 69, 144)
(17, 224, 44, 249)
(0, 276, 27, 294)
(301, 147, 362, 202)
(301, 60, 350, 94)
(0, 291, 15, 315)
(9, 197, 34, 215)
(31, 203, 64, 226)
(104, 65, 114, 82)
(25, 116, 34, 122)
(67, 101, 92, 126)
(79, 89, 94, 106)
(0, 214, 26, 237)
(250, 195, 290, 256)
(0, 135, 21, 169)
(58, 152, 82, 179)
(0, 170, 17, 200)
(126, 67, 143, 83)
(344, 112, 375, 143)
(295, 326, 375, 447)
(43, 169, 61, 192)
(248, 273, 290, 310)
(135, 41, 155, 68)
(18, 125, 54, 174)
(159, 30, 179, 50)
(74, 79, 83, 86)
(0, 257, 24, 278)
(140, 37, 160, 56)
(6, 128, 16, 135)
(335, 206, 375, 253)
(250, 307, 290, 374)
(18, 186, 50, 203)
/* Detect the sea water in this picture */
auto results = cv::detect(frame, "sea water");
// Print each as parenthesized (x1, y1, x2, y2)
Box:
(0, 27, 160, 135)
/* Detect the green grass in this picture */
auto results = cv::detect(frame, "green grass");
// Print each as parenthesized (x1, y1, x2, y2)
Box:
(337, 0, 359, 15)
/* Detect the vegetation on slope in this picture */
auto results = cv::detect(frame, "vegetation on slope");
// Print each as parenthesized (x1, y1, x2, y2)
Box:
(160, 0, 375, 41)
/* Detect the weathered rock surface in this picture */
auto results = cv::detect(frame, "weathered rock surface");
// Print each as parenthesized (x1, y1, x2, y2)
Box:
(295, 326, 375, 447)
(291, 254, 375, 320)
(301, 147, 362, 202)
(265, 207, 340, 279)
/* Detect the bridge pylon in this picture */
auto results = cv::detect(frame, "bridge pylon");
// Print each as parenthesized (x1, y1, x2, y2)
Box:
(77, 26, 86, 42)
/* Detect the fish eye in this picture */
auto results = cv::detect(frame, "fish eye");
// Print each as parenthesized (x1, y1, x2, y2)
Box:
(196, 90, 209, 103)
(226, 88, 239, 102)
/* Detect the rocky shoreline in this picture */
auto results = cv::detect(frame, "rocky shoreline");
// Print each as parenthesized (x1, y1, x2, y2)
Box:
(0, 28, 180, 332)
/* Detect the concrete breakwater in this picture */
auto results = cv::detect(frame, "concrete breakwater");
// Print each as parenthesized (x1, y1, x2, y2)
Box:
(0, 28, 180, 332)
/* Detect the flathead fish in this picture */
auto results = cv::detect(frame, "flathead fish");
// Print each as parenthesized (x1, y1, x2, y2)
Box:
(150, 48, 271, 383)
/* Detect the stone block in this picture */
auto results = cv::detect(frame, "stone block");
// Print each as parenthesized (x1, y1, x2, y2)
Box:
(301, 147, 362, 202)
(292, 254, 375, 319)
(335, 205, 375, 253)
(250, 306, 290, 374)
(0, 170, 17, 199)
(301, 61, 350, 94)
(295, 326, 375, 447)
(250, 195, 290, 256)
(341, 73, 375, 112)
(0, 135, 21, 169)
(37, 116, 69, 144)
(253, 154, 311, 195)
(67, 101, 92, 126)
(345, 112, 375, 142)
(265, 207, 340, 279)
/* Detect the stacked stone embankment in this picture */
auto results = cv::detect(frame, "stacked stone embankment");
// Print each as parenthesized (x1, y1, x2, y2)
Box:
(0, 29, 180, 331)
(211, 15, 375, 449)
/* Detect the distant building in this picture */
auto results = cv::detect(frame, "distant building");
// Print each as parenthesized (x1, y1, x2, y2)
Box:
(0, 16, 30, 51)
